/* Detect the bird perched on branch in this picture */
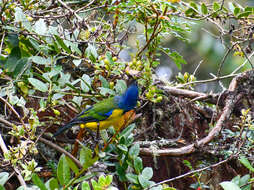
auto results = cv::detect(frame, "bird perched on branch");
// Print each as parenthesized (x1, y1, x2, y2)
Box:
(53, 81, 138, 137)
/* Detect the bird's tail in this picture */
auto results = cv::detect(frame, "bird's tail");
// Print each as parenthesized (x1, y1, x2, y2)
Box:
(53, 118, 83, 137)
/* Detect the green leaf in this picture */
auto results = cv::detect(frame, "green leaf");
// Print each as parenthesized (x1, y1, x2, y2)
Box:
(134, 157, 143, 174)
(245, 7, 254, 12)
(183, 160, 192, 170)
(13, 57, 29, 78)
(79, 147, 98, 170)
(213, 2, 220, 11)
(54, 35, 71, 54)
(189, 1, 198, 10)
(31, 56, 51, 65)
(14, 7, 32, 31)
(220, 181, 241, 190)
(98, 175, 106, 186)
(129, 143, 140, 159)
(0, 172, 9, 186)
(237, 11, 252, 18)
(142, 167, 153, 180)
(120, 123, 135, 138)
(239, 156, 254, 172)
(28, 78, 48, 92)
(82, 181, 91, 190)
(105, 175, 113, 186)
(105, 52, 114, 65)
(66, 156, 79, 175)
(74, 173, 95, 184)
(80, 74, 92, 92)
(185, 8, 196, 17)
(57, 155, 71, 186)
(6, 34, 19, 48)
(0, 185, 5, 190)
(28, 37, 40, 51)
(99, 76, 110, 88)
(73, 59, 82, 67)
(117, 144, 128, 152)
(138, 175, 151, 188)
(99, 87, 116, 96)
(34, 19, 47, 35)
(150, 185, 164, 190)
(239, 174, 250, 187)
(169, 51, 187, 70)
(114, 80, 127, 94)
(85, 44, 98, 62)
(31, 173, 47, 190)
(201, 3, 208, 14)
(5, 46, 21, 73)
(126, 173, 138, 184)
(116, 164, 127, 181)
(233, 7, 241, 16)
(45, 177, 59, 190)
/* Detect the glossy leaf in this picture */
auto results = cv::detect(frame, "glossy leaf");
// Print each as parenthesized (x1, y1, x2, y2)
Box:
(213, 2, 220, 11)
(82, 181, 91, 190)
(98, 175, 106, 186)
(129, 143, 140, 159)
(239, 156, 254, 172)
(233, 7, 240, 16)
(220, 181, 241, 190)
(81, 74, 92, 92)
(105, 175, 113, 186)
(0, 185, 5, 190)
(14, 7, 32, 31)
(201, 3, 208, 14)
(45, 177, 59, 190)
(120, 123, 135, 138)
(79, 147, 98, 170)
(57, 155, 71, 186)
(134, 157, 143, 174)
(237, 11, 252, 18)
(189, 2, 198, 10)
(0, 172, 9, 186)
(54, 35, 71, 54)
(138, 175, 151, 188)
(142, 167, 153, 180)
(66, 156, 79, 175)
(31, 56, 51, 65)
(169, 51, 187, 70)
(117, 144, 128, 152)
(85, 44, 98, 62)
(34, 19, 47, 35)
(99, 76, 110, 88)
(28, 78, 48, 92)
(13, 57, 29, 77)
(74, 173, 95, 184)
(5, 47, 21, 73)
(31, 173, 47, 190)
(115, 80, 127, 94)
(126, 173, 138, 184)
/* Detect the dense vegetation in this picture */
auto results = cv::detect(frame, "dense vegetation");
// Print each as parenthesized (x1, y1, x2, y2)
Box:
(0, 0, 253, 189)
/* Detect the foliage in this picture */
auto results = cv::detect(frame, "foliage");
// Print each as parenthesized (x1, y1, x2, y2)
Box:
(0, 0, 253, 189)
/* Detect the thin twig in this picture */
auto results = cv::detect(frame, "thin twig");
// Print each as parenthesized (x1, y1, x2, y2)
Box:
(147, 153, 237, 189)
(0, 96, 25, 126)
(232, 50, 254, 74)
(39, 137, 82, 168)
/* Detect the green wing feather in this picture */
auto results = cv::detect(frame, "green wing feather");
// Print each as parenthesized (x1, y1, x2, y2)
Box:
(78, 97, 118, 120)
(53, 97, 119, 136)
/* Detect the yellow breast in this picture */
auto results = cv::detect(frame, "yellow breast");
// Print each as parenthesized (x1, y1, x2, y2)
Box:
(82, 109, 124, 131)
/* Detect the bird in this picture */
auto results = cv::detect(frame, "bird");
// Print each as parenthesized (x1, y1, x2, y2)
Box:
(53, 81, 138, 137)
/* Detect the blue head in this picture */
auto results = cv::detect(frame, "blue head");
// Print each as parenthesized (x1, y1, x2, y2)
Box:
(117, 81, 139, 111)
